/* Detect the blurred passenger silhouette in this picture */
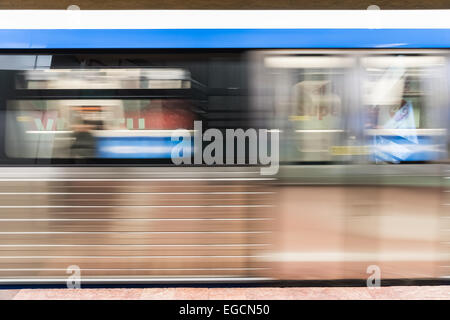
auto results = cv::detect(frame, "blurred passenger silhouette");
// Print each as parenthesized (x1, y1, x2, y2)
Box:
(70, 119, 97, 159)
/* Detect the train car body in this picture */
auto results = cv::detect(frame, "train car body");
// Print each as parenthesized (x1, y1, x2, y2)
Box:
(0, 10, 448, 284)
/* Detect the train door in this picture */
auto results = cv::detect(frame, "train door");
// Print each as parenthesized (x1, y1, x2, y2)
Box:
(251, 51, 360, 279)
(358, 52, 449, 279)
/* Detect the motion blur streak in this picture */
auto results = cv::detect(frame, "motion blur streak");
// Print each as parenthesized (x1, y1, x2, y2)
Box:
(0, 48, 449, 283)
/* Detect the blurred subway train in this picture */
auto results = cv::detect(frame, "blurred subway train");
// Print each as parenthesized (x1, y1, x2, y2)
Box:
(0, 10, 448, 284)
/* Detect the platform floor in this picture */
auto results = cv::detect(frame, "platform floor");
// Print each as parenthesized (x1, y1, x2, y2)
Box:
(0, 286, 448, 300)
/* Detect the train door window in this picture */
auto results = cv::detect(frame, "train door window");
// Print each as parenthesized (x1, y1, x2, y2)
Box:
(262, 55, 354, 162)
(362, 55, 448, 163)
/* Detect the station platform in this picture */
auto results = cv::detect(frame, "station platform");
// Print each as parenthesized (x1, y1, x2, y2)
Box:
(0, 286, 449, 300)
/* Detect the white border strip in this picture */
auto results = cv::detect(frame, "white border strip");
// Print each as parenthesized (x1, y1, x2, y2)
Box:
(0, 10, 448, 29)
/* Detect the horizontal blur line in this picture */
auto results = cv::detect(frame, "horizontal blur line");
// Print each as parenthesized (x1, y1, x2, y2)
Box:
(0, 205, 273, 208)
(95, 130, 196, 134)
(0, 277, 273, 283)
(0, 275, 268, 279)
(270, 252, 449, 262)
(0, 218, 273, 221)
(0, 192, 275, 195)
(25, 131, 73, 134)
(0, 244, 270, 247)
(0, 172, 262, 175)
(366, 128, 447, 136)
(0, 178, 275, 181)
(27, 130, 197, 135)
(0, 231, 271, 234)
(0, 268, 270, 271)
(0, 255, 269, 258)
(295, 129, 345, 133)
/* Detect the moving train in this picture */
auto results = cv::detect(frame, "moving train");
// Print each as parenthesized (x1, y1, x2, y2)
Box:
(0, 9, 448, 284)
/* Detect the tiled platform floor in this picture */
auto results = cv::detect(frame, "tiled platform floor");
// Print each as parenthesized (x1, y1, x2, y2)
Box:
(0, 286, 448, 300)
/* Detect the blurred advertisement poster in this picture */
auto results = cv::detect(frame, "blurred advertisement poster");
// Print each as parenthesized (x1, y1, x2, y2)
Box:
(372, 100, 418, 163)
(371, 100, 442, 162)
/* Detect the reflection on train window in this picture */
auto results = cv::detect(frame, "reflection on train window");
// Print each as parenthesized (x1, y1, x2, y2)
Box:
(6, 68, 197, 160)
(15, 68, 191, 90)
(6, 99, 196, 160)
(362, 56, 447, 163)
(264, 56, 352, 162)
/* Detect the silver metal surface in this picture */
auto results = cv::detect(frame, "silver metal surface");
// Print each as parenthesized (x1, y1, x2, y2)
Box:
(0, 167, 274, 283)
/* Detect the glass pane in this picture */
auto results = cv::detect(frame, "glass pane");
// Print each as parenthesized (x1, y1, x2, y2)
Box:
(363, 55, 447, 163)
(0, 52, 251, 165)
(6, 98, 196, 159)
(264, 55, 352, 162)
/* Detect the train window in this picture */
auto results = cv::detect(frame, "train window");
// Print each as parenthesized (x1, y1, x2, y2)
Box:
(0, 52, 249, 165)
(262, 55, 354, 162)
(362, 55, 448, 163)
(5, 67, 197, 161)
(0, 55, 51, 70)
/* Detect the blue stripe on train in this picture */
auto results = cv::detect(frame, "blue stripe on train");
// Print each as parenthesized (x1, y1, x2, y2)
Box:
(0, 29, 449, 49)
(370, 135, 446, 163)
(96, 136, 193, 159)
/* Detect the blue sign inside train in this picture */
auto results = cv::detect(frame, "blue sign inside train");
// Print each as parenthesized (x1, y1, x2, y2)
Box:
(96, 136, 192, 159)
(369, 100, 445, 162)
(370, 134, 444, 163)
